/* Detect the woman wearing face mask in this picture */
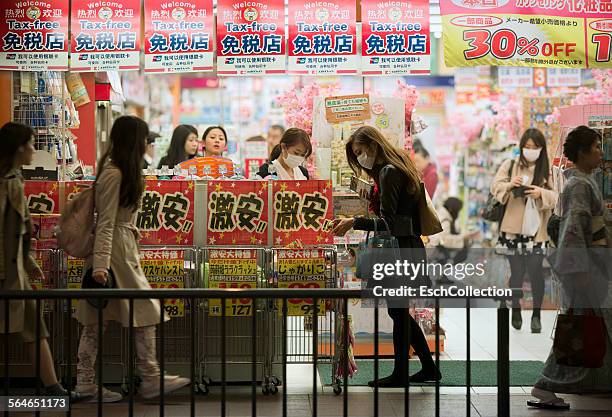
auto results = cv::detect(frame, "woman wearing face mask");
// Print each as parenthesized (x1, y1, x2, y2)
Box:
(256, 128, 312, 180)
(491, 128, 558, 333)
(201, 126, 228, 157)
(157, 125, 198, 169)
(331, 126, 440, 387)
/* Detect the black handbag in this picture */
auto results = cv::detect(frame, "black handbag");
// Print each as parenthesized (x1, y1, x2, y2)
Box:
(82, 268, 116, 308)
(482, 160, 514, 222)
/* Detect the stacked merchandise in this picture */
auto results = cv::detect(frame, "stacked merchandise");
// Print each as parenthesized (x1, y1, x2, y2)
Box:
(12, 71, 80, 179)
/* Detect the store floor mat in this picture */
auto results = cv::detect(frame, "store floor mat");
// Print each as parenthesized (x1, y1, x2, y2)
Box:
(317, 360, 544, 386)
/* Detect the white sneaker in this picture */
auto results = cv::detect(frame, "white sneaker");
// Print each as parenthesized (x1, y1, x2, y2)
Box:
(140, 375, 191, 399)
(74, 384, 123, 403)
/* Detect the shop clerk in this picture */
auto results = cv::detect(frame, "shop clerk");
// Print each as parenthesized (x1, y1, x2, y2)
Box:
(201, 126, 228, 157)
(256, 128, 312, 180)
(157, 124, 198, 170)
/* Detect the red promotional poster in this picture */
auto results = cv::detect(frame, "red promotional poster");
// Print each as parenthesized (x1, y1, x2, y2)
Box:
(216, 0, 286, 75)
(272, 180, 334, 247)
(0, 0, 69, 71)
(144, 0, 214, 73)
(361, 0, 430, 75)
(207, 180, 269, 246)
(136, 180, 195, 245)
(64, 180, 92, 202)
(70, 0, 141, 72)
(24, 181, 60, 214)
(288, 0, 358, 75)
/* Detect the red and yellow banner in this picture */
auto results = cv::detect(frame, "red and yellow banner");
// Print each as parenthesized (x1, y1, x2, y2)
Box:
(144, 0, 214, 73)
(440, 0, 612, 68)
(25, 181, 60, 214)
(0, 0, 69, 71)
(144, 249, 186, 318)
(207, 180, 269, 246)
(70, 0, 141, 72)
(272, 180, 333, 247)
(137, 180, 195, 245)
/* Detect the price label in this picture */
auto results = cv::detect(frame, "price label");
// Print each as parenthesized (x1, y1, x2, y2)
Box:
(148, 278, 185, 317)
(67, 258, 85, 279)
(277, 281, 326, 316)
(208, 281, 255, 317)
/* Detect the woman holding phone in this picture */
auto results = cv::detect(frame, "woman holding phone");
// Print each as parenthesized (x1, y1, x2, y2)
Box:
(491, 128, 558, 333)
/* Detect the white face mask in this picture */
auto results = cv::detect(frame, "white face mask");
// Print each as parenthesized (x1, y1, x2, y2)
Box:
(523, 147, 542, 162)
(284, 153, 305, 168)
(357, 151, 376, 169)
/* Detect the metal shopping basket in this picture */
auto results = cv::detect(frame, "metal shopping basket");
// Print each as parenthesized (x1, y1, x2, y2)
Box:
(197, 247, 273, 395)
(0, 249, 59, 379)
(268, 246, 341, 394)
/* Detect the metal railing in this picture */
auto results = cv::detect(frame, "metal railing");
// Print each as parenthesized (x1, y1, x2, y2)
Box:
(1, 288, 513, 417)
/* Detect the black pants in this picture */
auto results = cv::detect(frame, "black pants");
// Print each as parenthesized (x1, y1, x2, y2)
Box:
(388, 308, 435, 378)
(507, 254, 545, 310)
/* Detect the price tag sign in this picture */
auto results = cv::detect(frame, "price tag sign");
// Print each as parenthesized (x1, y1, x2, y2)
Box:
(148, 277, 185, 317)
(141, 250, 186, 318)
(67, 257, 85, 313)
(208, 249, 258, 317)
(276, 249, 326, 316)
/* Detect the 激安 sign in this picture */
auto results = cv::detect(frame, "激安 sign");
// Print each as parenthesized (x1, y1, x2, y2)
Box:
(144, 0, 214, 73)
(0, 0, 69, 71)
(325, 94, 371, 124)
(361, 0, 430, 75)
(288, 0, 359, 75)
(70, 0, 141, 72)
(216, 0, 286, 75)
(440, 0, 612, 69)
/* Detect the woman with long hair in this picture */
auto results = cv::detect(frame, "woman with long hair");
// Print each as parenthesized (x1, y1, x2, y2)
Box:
(157, 124, 198, 169)
(332, 126, 440, 387)
(0, 122, 83, 400)
(256, 128, 312, 180)
(491, 128, 558, 333)
(75, 116, 189, 402)
(201, 126, 228, 157)
(529, 126, 612, 410)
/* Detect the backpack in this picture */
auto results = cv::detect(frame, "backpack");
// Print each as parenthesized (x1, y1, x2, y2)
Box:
(55, 185, 95, 258)
(482, 160, 515, 222)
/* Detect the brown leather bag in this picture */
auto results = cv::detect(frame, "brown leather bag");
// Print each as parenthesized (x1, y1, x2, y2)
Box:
(418, 183, 442, 236)
(553, 308, 607, 368)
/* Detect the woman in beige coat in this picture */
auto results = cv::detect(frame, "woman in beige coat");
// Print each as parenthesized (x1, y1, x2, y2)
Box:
(74, 116, 189, 402)
(491, 128, 558, 333)
(0, 122, 82, 400)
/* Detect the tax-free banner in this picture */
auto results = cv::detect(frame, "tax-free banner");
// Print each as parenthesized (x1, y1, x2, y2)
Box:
(0, 0, 69, 71)
(70, 0, 141, 72)
(144, 0, 214, 73)
(361, 0, 430, 75)
(440, 0, 612, 68)
(217, 0, 286, 75)
(288, 0, 358, 75)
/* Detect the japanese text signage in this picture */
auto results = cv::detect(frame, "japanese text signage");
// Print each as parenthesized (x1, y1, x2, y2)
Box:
(0, 0, 69, 71)
(136, 180, 195, 245)
(208, 249, 258, 317)
(325, 94, 371, 124)
(144, 0, 214, 73)
(288, 0, 358, 74)
(24, 181, 60, 214)
(216, 0, 286, 75)
(276, 249, 326, 316)
(207, 180, 269, 246)
(141, 249, 186, 317)
(440, 0, 612, 69)
(70, 0, 141, 72)
(361, 0, 430, 75)
(272, 180, 333, 246)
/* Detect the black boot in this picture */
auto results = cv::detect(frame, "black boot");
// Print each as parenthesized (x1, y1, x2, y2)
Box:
(531, 309, 542, 333)
(409, 367, 442, 383)
(512, 308, 522, 330)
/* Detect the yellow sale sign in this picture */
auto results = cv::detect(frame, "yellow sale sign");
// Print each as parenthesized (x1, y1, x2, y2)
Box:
(440, 0, 612, 68)
(276, 249, 326, 316)
(208, 281, 255, 317)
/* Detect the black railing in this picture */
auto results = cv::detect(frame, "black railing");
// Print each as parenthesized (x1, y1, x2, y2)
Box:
(1, 288, 513, 417)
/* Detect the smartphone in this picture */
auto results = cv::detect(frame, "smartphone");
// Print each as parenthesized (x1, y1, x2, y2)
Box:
(350, 176, 373, 200)
(512, 185, 529, 197)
